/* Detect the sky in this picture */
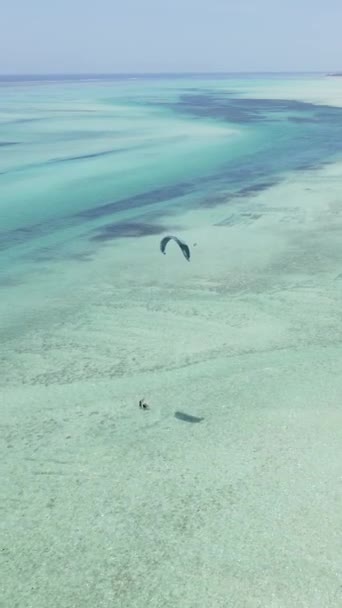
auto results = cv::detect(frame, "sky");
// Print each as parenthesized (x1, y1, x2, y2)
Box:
(1, 0, 342, 74)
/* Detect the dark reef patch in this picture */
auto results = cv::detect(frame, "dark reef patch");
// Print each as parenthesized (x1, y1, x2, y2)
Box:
(75, 183, 193, 221)
(287, 116, 318, 123)
(49, 148, 123, 165)
(0, 223, 45, 251)
(91, 221, 166, 241)
(0, 141, 20, 147)
(157, 92, 342, 126)
(237, 181, 278, 196)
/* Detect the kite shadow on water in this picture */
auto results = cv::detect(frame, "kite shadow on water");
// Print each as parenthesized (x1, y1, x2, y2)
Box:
(174, 411, 204, 423)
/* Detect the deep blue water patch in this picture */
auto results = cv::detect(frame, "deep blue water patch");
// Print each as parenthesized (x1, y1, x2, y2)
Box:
(162, 93, 342, 125)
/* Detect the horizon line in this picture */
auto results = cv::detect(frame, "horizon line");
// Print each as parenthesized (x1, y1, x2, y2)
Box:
(0, 70, 333, 77)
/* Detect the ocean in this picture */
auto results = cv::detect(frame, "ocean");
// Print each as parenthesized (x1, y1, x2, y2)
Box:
(2, 73, 342, 607)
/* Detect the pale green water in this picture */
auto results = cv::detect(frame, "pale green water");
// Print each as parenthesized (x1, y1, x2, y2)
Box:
(1, 74, 342, 607)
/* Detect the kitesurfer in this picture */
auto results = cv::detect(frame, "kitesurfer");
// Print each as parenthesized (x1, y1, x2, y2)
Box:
(139, 398, 149, 410)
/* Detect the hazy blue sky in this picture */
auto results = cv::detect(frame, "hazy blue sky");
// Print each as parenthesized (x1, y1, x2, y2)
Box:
(1, 0, 342, 73)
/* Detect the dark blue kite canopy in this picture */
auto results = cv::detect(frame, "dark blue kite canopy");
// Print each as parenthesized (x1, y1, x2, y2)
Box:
(160, 235, 191, 261)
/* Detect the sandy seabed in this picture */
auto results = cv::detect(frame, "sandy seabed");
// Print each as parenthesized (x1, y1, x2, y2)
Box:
(2, 127, 342, 606)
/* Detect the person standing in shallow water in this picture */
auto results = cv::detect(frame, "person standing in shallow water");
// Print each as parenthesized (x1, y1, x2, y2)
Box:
(139, 399, 149, 410)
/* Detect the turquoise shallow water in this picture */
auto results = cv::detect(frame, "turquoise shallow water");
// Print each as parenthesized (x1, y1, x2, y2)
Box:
(1, 74, 342, 282)
(2, 75, 342, 607)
